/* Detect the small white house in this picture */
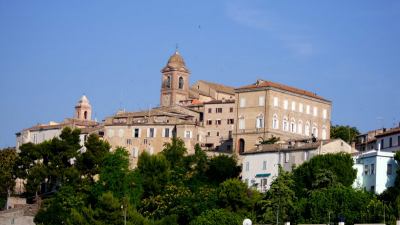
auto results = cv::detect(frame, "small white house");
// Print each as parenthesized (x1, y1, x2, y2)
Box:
(241, 139, 355, 192)
(353, 150, 398, 194)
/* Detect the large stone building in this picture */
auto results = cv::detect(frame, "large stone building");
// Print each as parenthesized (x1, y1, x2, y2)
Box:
(233, 79, 332, 153)
(103, 51, 236, 167)
(15, 95, 100, 152)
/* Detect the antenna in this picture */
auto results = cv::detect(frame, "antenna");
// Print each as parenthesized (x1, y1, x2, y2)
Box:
(175, 43, 179, 52)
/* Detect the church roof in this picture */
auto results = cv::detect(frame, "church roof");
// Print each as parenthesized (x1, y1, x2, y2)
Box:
(76, 95, 91, 107)
(161, 51, 190, 73)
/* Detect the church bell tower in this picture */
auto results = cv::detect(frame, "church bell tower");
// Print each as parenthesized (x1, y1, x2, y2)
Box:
(160, 51, 190, 107)
(74, 95, 92, 121)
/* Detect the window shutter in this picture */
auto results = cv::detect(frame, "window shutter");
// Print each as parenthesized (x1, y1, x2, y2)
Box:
(147, 128, 150, 138)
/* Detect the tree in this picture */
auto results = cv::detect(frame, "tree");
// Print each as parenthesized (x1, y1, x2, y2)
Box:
(258, 166, 296, 224)
(189, 209, 243, 225)
(0, 148, 17, 209)
(137, 152, 170, 197)
(293, 153, 356, 197)
(218, 179, 253, 212)
(260, 136, 280, 144)
(76, 134, 111, 182)
(206, 155, 241, 183)
(330, 125, 360, 143)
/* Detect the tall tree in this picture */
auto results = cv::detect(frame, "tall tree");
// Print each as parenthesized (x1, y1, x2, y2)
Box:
(206, 155, 241, 184)
(330, 124, 360, 143)
(0, 148, 17, 209)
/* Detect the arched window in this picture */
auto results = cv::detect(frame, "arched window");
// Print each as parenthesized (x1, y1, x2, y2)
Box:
(84, 111, 88, 120)
(256, 114, 264, 128)
(283, 117, 289, 132)
(305, 121, 310, 136)
(272, 114, 279, 129)
(322, 126, 327, 140)
(178, 76, 184, 89)
(166, 76, 171, 88)
(312, 123, 318, 138)
(239, 139, 245, 154)
(297, 120, 303, 135)
(290, 118, 296, 133)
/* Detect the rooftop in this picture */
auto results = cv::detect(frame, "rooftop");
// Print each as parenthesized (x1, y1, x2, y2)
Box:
(236, 79, 330, 102)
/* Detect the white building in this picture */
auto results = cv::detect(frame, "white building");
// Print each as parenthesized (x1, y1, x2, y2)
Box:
(241, 139, 355, 192)
(353, 150, 398, 194)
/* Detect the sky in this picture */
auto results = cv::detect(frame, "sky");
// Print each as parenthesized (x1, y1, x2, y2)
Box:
(0, 1, 399, 148)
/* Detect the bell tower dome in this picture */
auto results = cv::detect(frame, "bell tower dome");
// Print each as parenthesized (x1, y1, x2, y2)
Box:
(74, 95, 92, 121)
(160, 51, 190, 107)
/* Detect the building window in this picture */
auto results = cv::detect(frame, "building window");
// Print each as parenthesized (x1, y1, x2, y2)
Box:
(305, 122, 310, 136)
(306, 105, 310, 114)
(285, 152, 289, 163)
(216, 108, 222, 113)
(132, 148, 139, 158)
(256, 114, 264, 129)
(381, 139, 384, 149)
(387, 164, 393, 175)
(143, 139, 148, 145)
(239, 116, 245, 129)
(298, 120, 303, 135)
(148, 128, 155, 138)
(208, 108, 212, 113)
(229, 107, 234, 113)
(228, 131, 233, 139)
(227, 119, 234, 124)
(313, 107, 318, 117)
(240, 97, 246, 107)
(273, 97, 278, 107)
(185, 130, 192, 139)
(322, 127, 327, 140)
(370, 186, 375, 192)
(118, 129, 124, 137)
(290, 119, 296, 133)
(259, 96, 265, 106)
(283, 117, 289, 131)
(239, 139, 245, 153)
(126, 139, 132, 145)
(216, 132, 220, 136)
(207, 120, 212, 125)
(291, 102, 296, 111)
(166, 76, 171, 88)
(304, 151, 309, 160)
(262, 161, 267, 170)
(178, 76, 184, 89)
(299, 103, 303, 113)
(398, 136, 400, 146)
(207, 132, 211, 136)
(371, 163, 375, 175)
(245, 162, 250, 171)
(283, 100, 288, 110)
(164, 128, 170, 138)
(216, 119, 222, 125)
(272, 114, 279, 129)
(312, 126, 318, 138)
(133, 128, 140, 138)
(323, 109, 327, 119)
(364, 165, 369, 175)
(389, 137, 393, 147)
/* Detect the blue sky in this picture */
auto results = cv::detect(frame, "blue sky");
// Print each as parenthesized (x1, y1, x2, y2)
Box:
(0, 1, 399, 147)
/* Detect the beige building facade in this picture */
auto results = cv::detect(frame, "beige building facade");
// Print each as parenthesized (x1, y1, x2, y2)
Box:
(202, 100, 235, 152)
(103, 106, 202, 167)
(233, 79, 332, 154)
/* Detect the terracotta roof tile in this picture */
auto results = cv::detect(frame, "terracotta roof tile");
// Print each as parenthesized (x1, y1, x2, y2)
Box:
(236, 80, 330, 102)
